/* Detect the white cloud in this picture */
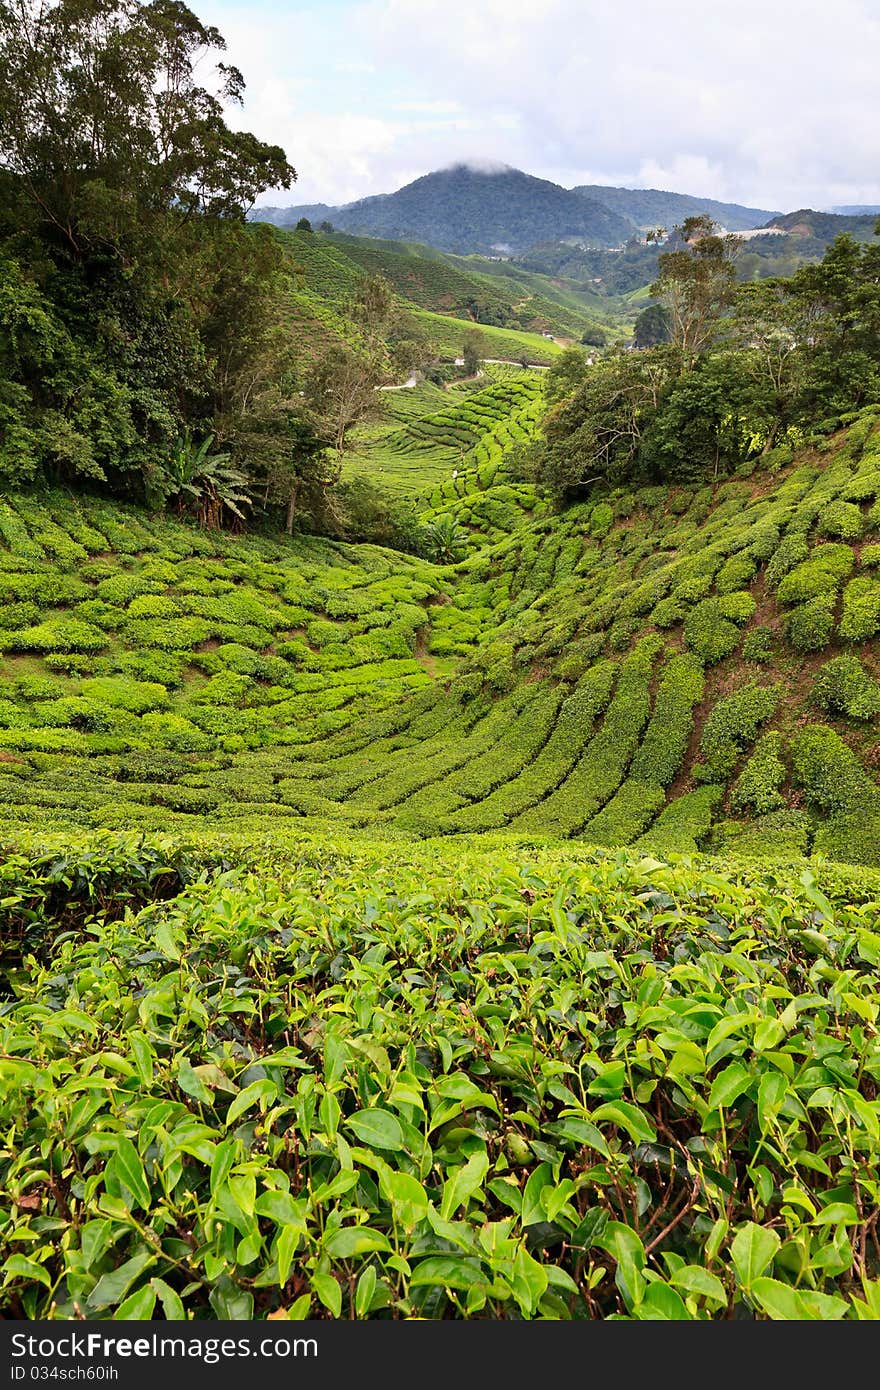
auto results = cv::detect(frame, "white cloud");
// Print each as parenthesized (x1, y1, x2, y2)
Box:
(200, 0, 880, 209)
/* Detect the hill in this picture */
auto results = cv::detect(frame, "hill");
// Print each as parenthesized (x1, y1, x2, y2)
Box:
(278, 225, 611, 364)
(766, 209, 879, 240)
(5, 404, 880, 864)
(572, 184, 778, 231)
(5, 405, 880, 1322)
(263, 165, 634, 253)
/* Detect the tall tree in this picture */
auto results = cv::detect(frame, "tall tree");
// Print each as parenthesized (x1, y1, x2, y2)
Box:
(0, 0, 298, 505)
(651, 215, 738, 363)
(0, 0, 295, 255)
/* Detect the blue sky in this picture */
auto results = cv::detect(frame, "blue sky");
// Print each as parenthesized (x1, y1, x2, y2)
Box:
(198, 0, 880, 213)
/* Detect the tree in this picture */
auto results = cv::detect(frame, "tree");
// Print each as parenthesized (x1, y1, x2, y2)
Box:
(639, 353, 753, 481)
(538, 348, 674, 493)
(650, 216, 738, 363)
(302, 344, 384, 460)
(271, 413, 332, 534)
(318, 219, 334, 233)
(0, 0, 298, 507)
(785, 232, 880, 416)
(730, 277, 812, 448)
(0, 0, 295, 256)
(295, 217, 313, 232)
(462, 328, 485, 375)
(544, 346, 590, 405)
(422, 514, 469, 563)
(633, 303, 671, 349)
(153, 429, 250, 528)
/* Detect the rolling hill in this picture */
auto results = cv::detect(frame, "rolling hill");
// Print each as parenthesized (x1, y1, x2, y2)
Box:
(572, 184, 778, 231)
(278, 225, 615, 362)
(4, 399, 880, 865)
(257, 164, 781, 254)
(5, 360, 880, 1326)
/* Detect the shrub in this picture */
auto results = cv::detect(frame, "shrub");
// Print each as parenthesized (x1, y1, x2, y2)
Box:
(608, 617, 639, 651)
(588, 503, 613, 539)
(765, 532, 810, 588)
(811, 655, 880, 720)
(140, 712, 211, 752)
(79, 677, 169, 715)
(715, 555, 756, 593)
(741, 626, 774, 662)
(638, 785, 722, 854)
(791, 723, 878, 814)
(714, 809, 811, 859)
(6, 619, 107, 654)
(731, 732, 787, 813)
(694, 682, 779, 782)
(123, 616, 213, 651)
(126, 594, 181, 621)
(776, 545, 853, 605)
(683, 593, 754, 664)
(813, 811, 880, 866)
(784, 594, 836, 652)
(839, 576, 880, 642)
(817, 499, 864, 540)
(555, 633, 606, 679)
(651, 595, 686, 629)
(629, 652, 704, 786)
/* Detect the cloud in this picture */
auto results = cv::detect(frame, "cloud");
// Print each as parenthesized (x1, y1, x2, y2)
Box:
(200, 0, 880, 209)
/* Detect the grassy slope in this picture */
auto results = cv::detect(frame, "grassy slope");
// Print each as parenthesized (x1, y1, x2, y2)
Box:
(345, 371, 546, 498)
(327, 231, 613, 340)
(4, 404, 880, 864)
(282, 228, 571, 365)
(5, 381, 880, 1325)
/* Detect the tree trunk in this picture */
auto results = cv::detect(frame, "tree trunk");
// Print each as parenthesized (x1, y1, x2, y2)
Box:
(286, 480, 300, 535)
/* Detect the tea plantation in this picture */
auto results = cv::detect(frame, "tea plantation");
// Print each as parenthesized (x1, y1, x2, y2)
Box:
(3, 389, 880, 1320)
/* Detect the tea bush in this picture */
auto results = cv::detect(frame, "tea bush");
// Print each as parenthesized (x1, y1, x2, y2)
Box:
(811, 655, 880, 720)
(3, 832, 880, 1321)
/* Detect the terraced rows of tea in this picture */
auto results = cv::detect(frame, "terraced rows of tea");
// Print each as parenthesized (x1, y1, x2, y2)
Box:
(346, 371, 547, 501)
(3, 401, 880, 864)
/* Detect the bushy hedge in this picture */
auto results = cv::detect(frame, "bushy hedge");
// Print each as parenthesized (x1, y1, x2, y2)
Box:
(839, 576, 880, 642)
(811, 655, 880, 720)
(695, 683, 780, 783)
(731, 732, 787, 813)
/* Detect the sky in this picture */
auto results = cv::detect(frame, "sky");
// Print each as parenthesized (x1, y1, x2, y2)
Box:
(198, 0, 880, 213)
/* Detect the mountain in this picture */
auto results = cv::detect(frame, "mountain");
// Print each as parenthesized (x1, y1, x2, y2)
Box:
(829, 204, 880, 215)
(765, 208, 879, 240)
(255, 167, 783, 252)
(257, 164, 634, 253)
(571, 184, 779, 232)
(257, 202, 335, 227)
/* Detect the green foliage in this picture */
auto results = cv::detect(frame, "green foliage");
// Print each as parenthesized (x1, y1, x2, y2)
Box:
(791, 724, 879, 815)
(839, 576, 880, 642)
(785, 594, 837, 652)
(741, 626, 774, 662)
(683, 593, 755, 664)
(731, 732, 787, 813)
(776, 544, 854, 604)
(811, 655, 880, 720)
(3, 833, 880, 1321)
(695, 683, 780, 783)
